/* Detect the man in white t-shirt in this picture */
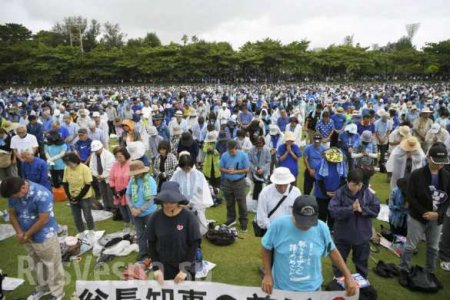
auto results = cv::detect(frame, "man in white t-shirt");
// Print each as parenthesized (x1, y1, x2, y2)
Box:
(10, 125, 39, 175)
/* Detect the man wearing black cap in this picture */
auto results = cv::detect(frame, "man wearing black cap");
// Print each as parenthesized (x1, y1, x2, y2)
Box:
(399, 142, 450, 286)
(261, 195, 357, 295)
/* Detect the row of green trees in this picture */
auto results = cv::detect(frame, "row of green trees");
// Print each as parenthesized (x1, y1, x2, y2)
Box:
(0, 17, 449, 84)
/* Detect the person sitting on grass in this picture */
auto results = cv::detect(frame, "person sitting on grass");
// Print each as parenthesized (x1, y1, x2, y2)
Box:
(328, 168, 380, 279)
(261, 195, 358, 295)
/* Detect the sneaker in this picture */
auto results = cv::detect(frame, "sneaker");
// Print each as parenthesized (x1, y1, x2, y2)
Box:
(240, 226, 248, 233)
(49, 295, 64, 300)
(27, 289, 50, 300)
(440, 261, 450, 272)
(398, 269, 409, 287)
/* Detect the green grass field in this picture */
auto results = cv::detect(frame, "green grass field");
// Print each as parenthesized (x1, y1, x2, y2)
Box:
(1, 162, 449, 299)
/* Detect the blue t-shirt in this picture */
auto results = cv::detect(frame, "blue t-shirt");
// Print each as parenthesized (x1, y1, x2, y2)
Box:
(126, 175, 158, 217)
(331, 114, 347, 130)
(74, 139, 92, 162)
(45, 143, 68, 171)
(262, 216, 336, 292)
(357, 122, 375, 135)
(277, 117, 290, 132)
(303, 144, 325, 171)
(277, 144, 302, 177)
(314, 162, 342, 199)
(58, 126, 70, 141)
(21, 158, 51, 191)
(219, 150, 250, 181)
(315, 119, 335, 138)
(8, 181, 59, 243)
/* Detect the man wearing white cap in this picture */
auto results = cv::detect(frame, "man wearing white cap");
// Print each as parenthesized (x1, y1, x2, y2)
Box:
(374, 109, 393, 173)
(217, 102, 231, 121)
(425, 123, 449, 150)
(93, 111, 110, 136)
(168, 110, 188, 136)
(338, 123, 360, 171)
(89, 140, 115, 211)
(413, 108, 433, 151)
(265, 124, 284, 174)
(256, 167, 301, 231)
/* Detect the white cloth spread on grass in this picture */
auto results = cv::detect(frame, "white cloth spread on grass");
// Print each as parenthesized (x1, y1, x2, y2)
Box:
(82, 210, 113, 223)
(2, 277, 25, 291)
(0, 223, 15, 241)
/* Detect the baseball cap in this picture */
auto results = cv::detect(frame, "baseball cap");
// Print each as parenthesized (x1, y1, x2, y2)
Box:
(428, 143, 449, 165)
(313, 133, 322, 141)
(293, 195, 319, 227)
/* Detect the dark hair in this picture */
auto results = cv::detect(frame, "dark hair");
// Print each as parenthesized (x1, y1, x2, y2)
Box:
(322, 111, 330, 118)
(178, 154, 194, 168)
(207, 124, 215, 131)
(347, 169, 364, 184)
(113, 146, 131, 160)
(28, 115, 37, 121)
(0, 177, 25, 198)
(157, 140, 171, 153)
(237, 129, 246, 138)
(62, 152, 81, 165)
(227, 140, 238, 150)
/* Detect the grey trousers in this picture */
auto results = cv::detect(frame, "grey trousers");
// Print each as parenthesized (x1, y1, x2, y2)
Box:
(400, 216, 442, 273)
(70, 198, 95, 233)
(222, 178, 248, 228)
(439, 208, 450, 262)
(97, 179, 114, 210)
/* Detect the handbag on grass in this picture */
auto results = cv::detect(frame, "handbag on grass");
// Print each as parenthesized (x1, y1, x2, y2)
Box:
(253, 185, 293, 237)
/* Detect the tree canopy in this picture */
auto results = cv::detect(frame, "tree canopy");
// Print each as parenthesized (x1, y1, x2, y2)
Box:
(0, 18, 449, 84)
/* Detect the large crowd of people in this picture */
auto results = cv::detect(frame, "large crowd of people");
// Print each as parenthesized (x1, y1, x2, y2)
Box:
(1, 82, 450, 299)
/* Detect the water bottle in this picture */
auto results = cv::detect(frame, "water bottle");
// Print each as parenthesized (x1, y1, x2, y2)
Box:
(195, 248, 203, 262)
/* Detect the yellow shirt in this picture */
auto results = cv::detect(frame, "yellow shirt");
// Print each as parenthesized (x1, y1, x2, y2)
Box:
(63, 163, 94, 199)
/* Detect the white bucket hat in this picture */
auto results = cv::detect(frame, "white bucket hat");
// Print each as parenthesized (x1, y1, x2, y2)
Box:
(148, 126, 158, 136)
(345, 123, 358, 135)
(284, 131, 295, 142)
(91, 140, 103, 152)
(126, 141, 145, 160)
(204, 131, 218, 143)
(269, 124, 280, 135)
(430, 123, 441, 134)
(270, 167, 295, 185)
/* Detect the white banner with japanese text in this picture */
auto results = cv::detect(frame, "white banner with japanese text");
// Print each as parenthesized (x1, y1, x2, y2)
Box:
(76, 280, 358, 300)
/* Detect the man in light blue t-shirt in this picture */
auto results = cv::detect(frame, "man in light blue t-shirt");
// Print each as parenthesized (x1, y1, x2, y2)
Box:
(261, 195, 357, 296)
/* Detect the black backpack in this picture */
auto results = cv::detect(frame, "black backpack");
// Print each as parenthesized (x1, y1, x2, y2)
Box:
(206, 223, 238, 246)
(406, 265, 442, 293)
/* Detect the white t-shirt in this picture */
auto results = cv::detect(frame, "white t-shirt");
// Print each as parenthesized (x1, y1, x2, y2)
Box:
(10, 134, 39, 155)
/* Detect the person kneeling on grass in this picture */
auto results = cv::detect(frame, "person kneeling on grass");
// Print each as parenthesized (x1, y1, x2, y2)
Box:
(328, 168, 380, 279)
(146, 181, 201, 284)
(261, 195, 358, 296)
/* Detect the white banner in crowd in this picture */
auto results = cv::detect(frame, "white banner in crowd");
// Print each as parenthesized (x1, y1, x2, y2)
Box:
(76, 280, 358, 300)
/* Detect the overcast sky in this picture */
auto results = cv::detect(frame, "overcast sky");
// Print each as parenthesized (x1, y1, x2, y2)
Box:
(1, 0, 449, 49)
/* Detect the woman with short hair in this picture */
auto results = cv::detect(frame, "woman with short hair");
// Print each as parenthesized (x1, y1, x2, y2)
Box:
(109, 146, 133, 229)
(170, 152, 213, 235)
(153, 140, 178, 192)
(62, 152, 95, 234)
